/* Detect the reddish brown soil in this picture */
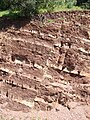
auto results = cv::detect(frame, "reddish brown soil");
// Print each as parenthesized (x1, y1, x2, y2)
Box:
(0, 10, 90, 120)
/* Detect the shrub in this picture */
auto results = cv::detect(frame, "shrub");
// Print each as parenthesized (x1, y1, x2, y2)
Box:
(0, 0, 10, 10)
(66, 0, 77, 8)
(0, 0, 60, 16)
(9, 0, 37, 17)
(10, 0, 60, 16)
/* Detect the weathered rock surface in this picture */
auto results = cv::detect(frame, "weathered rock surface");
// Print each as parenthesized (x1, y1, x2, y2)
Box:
(0, 10, 90, 120)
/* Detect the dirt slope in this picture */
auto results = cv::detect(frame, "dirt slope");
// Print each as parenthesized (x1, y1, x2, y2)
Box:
(0, 10, 90, 120)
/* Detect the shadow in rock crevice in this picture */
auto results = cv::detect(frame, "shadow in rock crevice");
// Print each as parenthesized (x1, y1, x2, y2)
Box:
(0, 15, 32, 31)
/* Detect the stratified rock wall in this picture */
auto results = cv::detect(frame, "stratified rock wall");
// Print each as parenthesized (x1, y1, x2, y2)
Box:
(0, 10, 90, 120)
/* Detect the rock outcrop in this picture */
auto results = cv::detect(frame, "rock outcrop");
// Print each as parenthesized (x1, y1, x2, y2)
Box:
(0, 10, 90, 120)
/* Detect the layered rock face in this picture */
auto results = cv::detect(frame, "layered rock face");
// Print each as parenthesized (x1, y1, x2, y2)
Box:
(0, 11, 90, 120)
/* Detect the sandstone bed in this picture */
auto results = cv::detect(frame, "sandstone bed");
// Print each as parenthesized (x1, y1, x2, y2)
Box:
(0, 10, 90, 120)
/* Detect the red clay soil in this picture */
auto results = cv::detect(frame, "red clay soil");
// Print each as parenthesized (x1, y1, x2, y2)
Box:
(0, 10, 90, 120)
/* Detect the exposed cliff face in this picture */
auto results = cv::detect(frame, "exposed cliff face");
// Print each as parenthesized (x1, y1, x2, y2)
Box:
(0, 11, 90, 120)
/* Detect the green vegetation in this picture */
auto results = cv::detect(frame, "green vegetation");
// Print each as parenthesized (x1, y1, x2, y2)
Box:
(0, 10, 9, 17)
(0, 0, 60, 17)
(0, 0, 89, 18)
(51, 5, 82, 12)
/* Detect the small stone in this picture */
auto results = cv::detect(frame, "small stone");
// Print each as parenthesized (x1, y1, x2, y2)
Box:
(67, 102, 79, 109)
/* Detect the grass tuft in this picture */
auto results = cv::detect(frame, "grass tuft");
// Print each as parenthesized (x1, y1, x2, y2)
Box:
(0, 10, 9, 17)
